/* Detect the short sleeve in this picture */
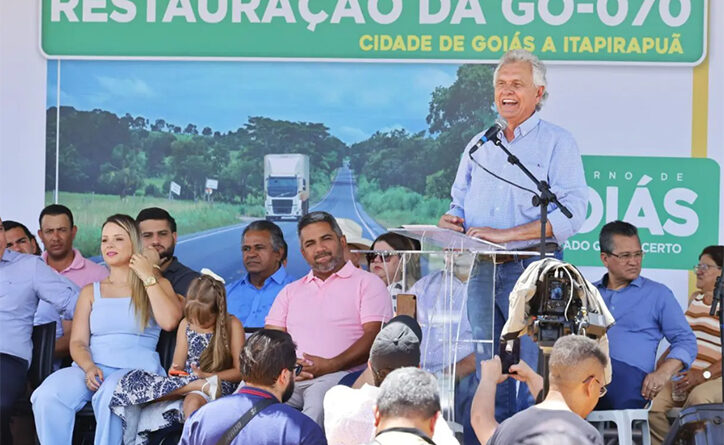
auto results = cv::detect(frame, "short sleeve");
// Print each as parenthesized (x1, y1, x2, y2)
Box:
(359, 274, 394, 325)
(265, 283, 291, 327)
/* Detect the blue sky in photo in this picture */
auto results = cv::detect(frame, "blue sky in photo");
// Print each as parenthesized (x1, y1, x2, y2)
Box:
(46, 60, 464, 145)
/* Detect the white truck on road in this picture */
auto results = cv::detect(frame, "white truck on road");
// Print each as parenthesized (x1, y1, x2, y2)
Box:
(264, 154, 310, 221)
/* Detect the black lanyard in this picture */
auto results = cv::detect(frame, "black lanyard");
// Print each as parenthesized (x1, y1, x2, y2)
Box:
(375, 426, 437, 444)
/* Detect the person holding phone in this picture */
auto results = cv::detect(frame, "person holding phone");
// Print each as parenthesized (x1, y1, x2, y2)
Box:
(32, 214, 182, 445)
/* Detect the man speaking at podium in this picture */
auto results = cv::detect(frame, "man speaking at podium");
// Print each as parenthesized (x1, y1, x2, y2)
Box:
(438, 49, 588, 421)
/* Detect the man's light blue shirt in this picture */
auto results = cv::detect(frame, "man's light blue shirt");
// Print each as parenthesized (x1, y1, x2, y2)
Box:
(226, 266, 294, 328)
(448, 112, 588, 244)
(0, 249, 79, 365)
(594, 274, 697, 374)
(409, 271, 475, 374)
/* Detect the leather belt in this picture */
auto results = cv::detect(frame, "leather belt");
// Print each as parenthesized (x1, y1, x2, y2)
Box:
(481, 242, 559, 264)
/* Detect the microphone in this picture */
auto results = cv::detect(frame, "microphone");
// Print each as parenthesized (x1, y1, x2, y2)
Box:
(710, 273, 723, 316)
(469, 119, 506, 156)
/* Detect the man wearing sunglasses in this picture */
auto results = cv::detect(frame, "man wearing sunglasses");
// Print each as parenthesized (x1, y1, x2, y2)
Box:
(474, 335, 607, 445)
(594, 220, 696, 410)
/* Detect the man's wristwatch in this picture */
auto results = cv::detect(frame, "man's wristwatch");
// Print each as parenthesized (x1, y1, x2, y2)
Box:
(143, 276, 158, 288)
(702, 370, 712, 380)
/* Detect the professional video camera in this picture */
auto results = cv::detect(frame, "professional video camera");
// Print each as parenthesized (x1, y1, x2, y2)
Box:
(528, 265, 608, 348)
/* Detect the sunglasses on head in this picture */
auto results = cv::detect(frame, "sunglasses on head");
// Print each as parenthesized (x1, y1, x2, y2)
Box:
(366, 251, 400, 263)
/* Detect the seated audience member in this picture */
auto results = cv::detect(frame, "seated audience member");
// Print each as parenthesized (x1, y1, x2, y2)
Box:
(473, 335, 606, 445)
(324, 315, 458, 445)
(371, 367, 443, 444)
(225, 220, 294, 328)
(0, 217, 79, 445)
(32, 214, 182, 445)
(337, 218, 373, 269)
(180, 329, 326, 445)
(266, 211, 393, 425)
(3, 220, 41, 255)
(368, 232, 420, 311)
(37, 204, 109, 363)
(649, 245, 723, 445)
(111, 270, 244, 441)
(136, 207, 200, 296)
(594, 221, 697, 410)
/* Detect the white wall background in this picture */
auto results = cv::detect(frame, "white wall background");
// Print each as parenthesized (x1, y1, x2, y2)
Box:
(2, 1, 722, 308)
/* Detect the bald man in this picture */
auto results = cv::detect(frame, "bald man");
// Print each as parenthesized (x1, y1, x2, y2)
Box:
(472, 335, 606, 445)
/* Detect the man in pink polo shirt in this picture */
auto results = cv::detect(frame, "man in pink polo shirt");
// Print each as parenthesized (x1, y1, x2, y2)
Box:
(37, 204, 108, 362)
(266, 211, 393, 426)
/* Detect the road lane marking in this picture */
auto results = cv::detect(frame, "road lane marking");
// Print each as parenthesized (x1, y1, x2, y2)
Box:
(177, 224, 246, 245)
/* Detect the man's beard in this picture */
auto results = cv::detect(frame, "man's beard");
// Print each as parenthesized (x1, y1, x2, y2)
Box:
(281, 377, 295, 403)
(313, 251, 343, 274)
(158, 244, 175, 262)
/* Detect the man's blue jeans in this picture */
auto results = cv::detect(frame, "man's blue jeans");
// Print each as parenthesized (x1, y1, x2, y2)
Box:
(466, 250, 562, 422)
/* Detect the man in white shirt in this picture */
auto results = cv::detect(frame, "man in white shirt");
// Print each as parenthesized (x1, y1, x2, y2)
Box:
(324, 315, 459, 445)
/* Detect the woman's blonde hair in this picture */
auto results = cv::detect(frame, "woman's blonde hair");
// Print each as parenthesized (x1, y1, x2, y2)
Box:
(184, 275, 232, 373)
(102, 214, 151, 328)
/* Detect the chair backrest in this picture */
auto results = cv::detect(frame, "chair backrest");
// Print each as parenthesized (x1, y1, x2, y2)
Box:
(29, 321, 57, 388)
(156, 329, 178, 371)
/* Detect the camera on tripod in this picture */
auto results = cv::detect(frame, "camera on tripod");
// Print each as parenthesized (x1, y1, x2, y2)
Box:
(528, 267, 607, 348)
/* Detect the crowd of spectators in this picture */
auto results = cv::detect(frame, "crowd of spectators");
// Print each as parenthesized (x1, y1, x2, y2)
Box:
(1, 204, 721, 445)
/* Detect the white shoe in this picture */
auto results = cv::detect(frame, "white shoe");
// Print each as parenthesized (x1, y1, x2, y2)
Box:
(202, 375, 222, 401)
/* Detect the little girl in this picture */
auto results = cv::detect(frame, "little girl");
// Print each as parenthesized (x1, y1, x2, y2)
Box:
(110, 269, 244, 442)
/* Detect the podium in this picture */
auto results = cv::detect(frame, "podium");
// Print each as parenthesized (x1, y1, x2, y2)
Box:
(361, 225, 539, 423)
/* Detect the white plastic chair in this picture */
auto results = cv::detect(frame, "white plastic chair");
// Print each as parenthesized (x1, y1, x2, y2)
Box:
(587, 403, 652, 445)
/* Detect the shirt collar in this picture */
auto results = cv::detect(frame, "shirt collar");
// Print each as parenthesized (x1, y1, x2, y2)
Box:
(41, 248, 85, 272)
(596, 273, 644, 290)
(238, 386, 278, 401)
(242, 265, 288, 286)
(510, 111, 540, 140)
(1, 249, 19, 263)
(302, 260, 355, 283)
(165, 257, 180, 272)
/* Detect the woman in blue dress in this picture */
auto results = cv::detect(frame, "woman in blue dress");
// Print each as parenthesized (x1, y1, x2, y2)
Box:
(32, 214, 183, 445)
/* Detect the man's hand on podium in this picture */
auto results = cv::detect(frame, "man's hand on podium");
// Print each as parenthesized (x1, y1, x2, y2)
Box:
(467, 226, 514, 244)
(438, 214, 465, 232)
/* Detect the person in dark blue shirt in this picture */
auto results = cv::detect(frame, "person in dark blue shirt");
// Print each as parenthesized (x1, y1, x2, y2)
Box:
(594, 221, 696, 410)
(180, 329, 326, 445)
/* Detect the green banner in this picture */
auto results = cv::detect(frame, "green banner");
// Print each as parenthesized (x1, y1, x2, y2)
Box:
(41, 0, 706, 64)
(564, 156, 720, 269)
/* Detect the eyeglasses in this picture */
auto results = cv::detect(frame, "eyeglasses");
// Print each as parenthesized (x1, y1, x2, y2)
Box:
(291, 363, 303, 376)
(694, 263, 721, 273)
(583, 375, 607, 398)
(607, 251, 644, 261)
(366, 251, 399, 264)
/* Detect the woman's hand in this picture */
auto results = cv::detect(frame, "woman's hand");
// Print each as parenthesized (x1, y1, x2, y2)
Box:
(129, 252, 155, 281)
(85, 365, 104, 391)
(141, 247, 161, 269)
(675, 369, 706, 393)
(191, 363, 211, 379)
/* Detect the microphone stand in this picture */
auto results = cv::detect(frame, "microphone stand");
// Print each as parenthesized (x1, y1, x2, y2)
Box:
(487, 136, 573, 259)
(709, 271, 724, 399)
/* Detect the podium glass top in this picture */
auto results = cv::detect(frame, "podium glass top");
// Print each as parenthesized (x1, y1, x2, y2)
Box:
(391, 225, 541, 256)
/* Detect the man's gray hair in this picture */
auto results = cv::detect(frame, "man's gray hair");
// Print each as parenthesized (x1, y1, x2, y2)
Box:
(376, 367, 440, 420)
(494, 49, 549, 111)
(297, 211, 344, 238)
(243, 220, 286, 253)
(549, 335, 608, 376)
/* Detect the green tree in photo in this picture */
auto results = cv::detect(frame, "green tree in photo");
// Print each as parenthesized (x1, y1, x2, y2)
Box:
(98, 144, 146, 198)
